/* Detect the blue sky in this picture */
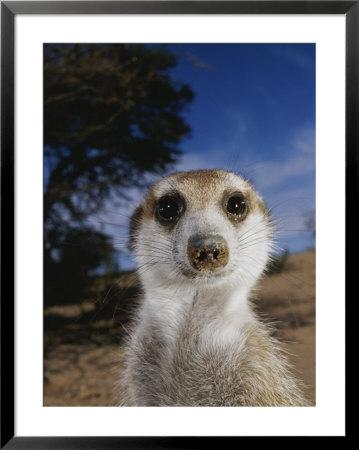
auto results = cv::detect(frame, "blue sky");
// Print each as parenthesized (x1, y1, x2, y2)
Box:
(91, 44, 316, 270)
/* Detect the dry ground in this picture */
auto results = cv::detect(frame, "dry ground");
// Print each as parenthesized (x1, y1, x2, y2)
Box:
(44, 249, 315, 406)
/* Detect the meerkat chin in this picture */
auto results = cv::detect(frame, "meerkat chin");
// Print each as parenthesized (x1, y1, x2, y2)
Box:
(118, 169, 309, 406)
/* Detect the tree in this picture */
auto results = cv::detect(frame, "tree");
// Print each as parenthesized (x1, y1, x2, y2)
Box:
(44, 228, 119, 306)
(44, 44, 194, 306)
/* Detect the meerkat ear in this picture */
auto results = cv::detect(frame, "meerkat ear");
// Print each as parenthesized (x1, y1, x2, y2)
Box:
(128, 204, 144, 251)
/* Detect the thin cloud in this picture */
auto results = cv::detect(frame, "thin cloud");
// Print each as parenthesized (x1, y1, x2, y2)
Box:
(270, 45, 315, 73)
(244, 126, 315, 191)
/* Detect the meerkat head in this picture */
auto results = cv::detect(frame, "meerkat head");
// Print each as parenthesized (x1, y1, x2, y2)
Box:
(129, 170, 273, 292)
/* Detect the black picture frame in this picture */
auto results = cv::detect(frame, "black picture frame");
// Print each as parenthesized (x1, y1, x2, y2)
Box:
(1, 1, 354, 447)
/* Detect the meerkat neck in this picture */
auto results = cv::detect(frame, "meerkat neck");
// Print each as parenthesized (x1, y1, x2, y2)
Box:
(139, 283, 255, 346)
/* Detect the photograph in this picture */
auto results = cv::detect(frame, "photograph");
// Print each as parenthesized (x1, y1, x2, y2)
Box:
(43, 43, 316, 407)
(2, 1, 353, 444)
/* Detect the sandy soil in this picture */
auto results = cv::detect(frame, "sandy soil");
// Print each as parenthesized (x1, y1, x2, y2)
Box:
(254, 250, 316, 403)
(44, 249, 315, 406)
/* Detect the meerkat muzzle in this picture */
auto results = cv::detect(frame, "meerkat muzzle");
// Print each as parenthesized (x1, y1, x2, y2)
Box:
(187, 234, 229, 272)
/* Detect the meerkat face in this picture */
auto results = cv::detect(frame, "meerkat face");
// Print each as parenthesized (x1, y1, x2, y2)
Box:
(130, 170, 273, 291)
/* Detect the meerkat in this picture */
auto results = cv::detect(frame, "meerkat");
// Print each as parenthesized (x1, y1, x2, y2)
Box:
(119, 169, 309, 406)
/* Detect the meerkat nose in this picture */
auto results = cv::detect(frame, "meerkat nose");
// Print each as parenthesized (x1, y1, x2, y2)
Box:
(187, 234, 229, 272)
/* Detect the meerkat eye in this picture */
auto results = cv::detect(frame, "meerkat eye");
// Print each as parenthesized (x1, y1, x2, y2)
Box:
(226, 194, 247, 217)
(156, 196, 183, 223)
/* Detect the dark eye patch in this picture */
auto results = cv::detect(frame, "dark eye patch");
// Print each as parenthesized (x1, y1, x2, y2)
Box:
(222, 191, 248, 223)
(155, 193, 185, 226)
